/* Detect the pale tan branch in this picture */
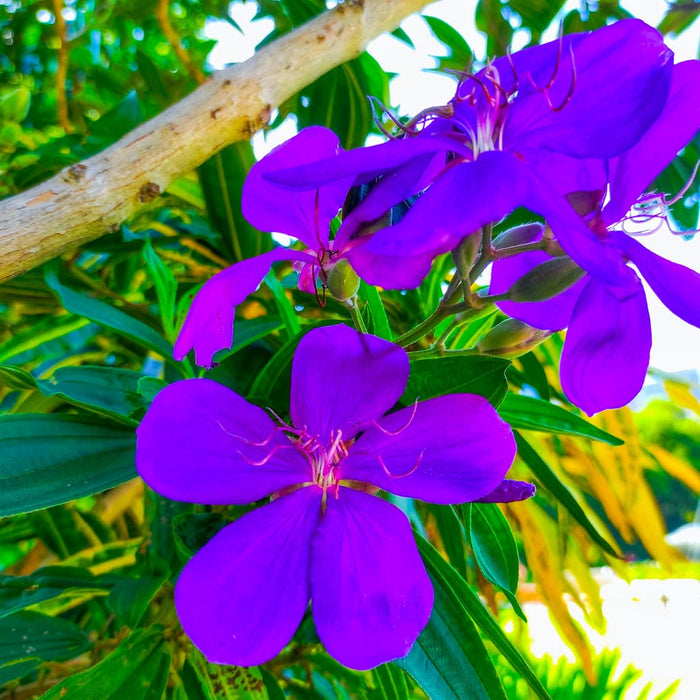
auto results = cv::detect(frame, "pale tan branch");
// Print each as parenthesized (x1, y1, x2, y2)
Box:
(155, 0, 206, 84)
(0, 0, 432, 285)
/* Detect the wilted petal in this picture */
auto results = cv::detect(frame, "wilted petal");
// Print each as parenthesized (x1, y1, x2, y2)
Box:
(561, 274, 651, 415)
(613, 231, 700, 328)
(507, 19, 673, 158)
(474, 479, 536, 503)
(310, 488, 432, 670)
(604, 61, 700, 224)
(136, 379, 311, 504)
(174, 248, 309, 368)
(176, 487, 321, 666)
(290, 325, 409, 443)
(242, 126, 350, 248)
(342, 394, 516, 504)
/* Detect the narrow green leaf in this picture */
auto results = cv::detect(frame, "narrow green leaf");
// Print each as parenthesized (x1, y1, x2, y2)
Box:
(213, 318, 284, 363)
(143, 239, 178, 338)
(45, 268, 173, 359)
(416, 535, 551, 700)
(358, 281, 392, 340)
(0, 316, 90, 364)
(515, 431, 618, 556)
(107, 575, 166, 628)
(198, 143, 269, 261)
(395, 551, 507, 700)
(429, 505, 466, 577)
(41, 627, 170, 700)
(0, 414, 136, 516)
(500, 394, 624, 445)
(467, 503, 526, 620)
(402, 356, 510, 406)
(424, 15, 473, 70)
(265, 272, 301, 339)
(0, 567, 109, 619)
(372, 664, 408, 700)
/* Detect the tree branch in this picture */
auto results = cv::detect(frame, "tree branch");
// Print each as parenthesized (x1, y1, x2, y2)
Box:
(0, 0, 432, 284)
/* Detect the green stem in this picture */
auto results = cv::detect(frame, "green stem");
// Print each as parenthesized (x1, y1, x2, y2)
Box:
(394, 304, 449, 347)
(346, 299, 368, 334)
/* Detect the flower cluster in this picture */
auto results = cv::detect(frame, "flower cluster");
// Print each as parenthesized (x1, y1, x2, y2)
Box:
(138, 16, 700, 672)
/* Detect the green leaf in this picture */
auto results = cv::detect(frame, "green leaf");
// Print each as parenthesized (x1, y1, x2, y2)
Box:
(402, 356, 510, 406)
(372, 663, 409, 700)
(265, 272, 301, 339)
(515, 431, 618, 556)
(395, 547, 507, 700)
(189, 647, 268, 699)
(424, 15, 473, 71)
(499, 394, 624, 445)
(213, 318, 285, 364)
(45, 268, 173, 359)
(0, 611, 91, 684)
(107, 575, 166, 628)
(358, 281, 392, 340)
(0, 316, 90, 364)
(429, 505, 466, 577)
(466, 503, 526, 620)
(41, 627, 170, 700)
(197, 143, 271, 261)
(415, 535, 551, 700)
(143, 239, 178, 338)
(0, 414, 136, 516)
(507, 0, 567, 39)
(0, 567, 110, 619)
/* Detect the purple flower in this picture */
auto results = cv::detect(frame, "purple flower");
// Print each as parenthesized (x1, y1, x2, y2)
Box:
(265, 20, 673, 290)
(174, 127, 355, 368)
(137, 324, 521, 669)
(490, 60, 700, 414)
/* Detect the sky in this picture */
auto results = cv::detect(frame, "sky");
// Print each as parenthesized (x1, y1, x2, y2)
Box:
(205, 1, 700, 375)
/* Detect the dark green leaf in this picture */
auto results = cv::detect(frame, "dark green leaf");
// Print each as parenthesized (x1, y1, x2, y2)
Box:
(143, 239, 178, 338)
(515, 432, 618, 556)
(499, 394, 624, 445)
(467, 503, 525, 620)
(424, 15, 472, 70)
(508, 0, 567, 39)
(359, 281, 392, 340)
(0, 414, 136, 516)
(0, 610, 90, 670)
(416, 535, 551, 700)
(45, 269, 173, 359)
(107, 575, 166, 628)
(213, 318, 285, 364)
(265, 272, 301, 339)
(402, 356, 510, 406)
(395, 547, 507, 700)
(429, 505, 466, 577)
(0, 567, 109, 619)
(197, 143, 271, 261)
(372, 663, 409, 700)
(41, 627, 170, 700)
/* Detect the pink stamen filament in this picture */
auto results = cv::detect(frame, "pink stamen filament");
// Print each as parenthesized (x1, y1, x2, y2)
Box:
(371, 398, 420, 437)
(377, 450, 425, 479)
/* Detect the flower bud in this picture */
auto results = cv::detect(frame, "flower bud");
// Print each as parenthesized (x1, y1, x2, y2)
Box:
(476, 318, 551, 358)
(326, 258, 360, 302)
(508, 257, 586, 302)
(493, 222, 544, 250)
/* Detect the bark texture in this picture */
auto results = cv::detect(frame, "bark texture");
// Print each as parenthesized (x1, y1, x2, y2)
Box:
(0, 0, 432, 284)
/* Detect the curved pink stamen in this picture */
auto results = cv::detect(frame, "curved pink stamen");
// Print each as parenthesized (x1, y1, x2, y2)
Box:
(371, 399, 420, 437)
(377, 450, 424, 479)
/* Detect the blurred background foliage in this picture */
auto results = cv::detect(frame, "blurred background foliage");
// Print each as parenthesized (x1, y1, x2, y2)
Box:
(0, 0, 699, 698)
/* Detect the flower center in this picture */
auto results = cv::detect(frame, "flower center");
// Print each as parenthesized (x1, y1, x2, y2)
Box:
(300, 428, 349, 491)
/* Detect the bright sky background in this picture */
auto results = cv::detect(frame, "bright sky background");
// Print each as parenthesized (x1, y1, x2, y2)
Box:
(205, 1, 700, 375)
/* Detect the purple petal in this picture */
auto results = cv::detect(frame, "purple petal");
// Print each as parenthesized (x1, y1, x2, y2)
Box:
(613, 231, 700, 328)
(310, 487, 432, 670)
(474, 479, 536, 503)
(174, 248, 308, 368)
(561, 273, 651, 415)
(507, 19, 673, 158)
(490, 224, 586, 330)
(342, 394, 516, 504)
(176, 486, 321, 666)
(290, 325, 409, 443)
(345, 241, 434, 290)
(364, 151, 530, 259)
(265, 134, 470, 190)
(242, 127, 350, 248)
(136, 379, 311, 504)
(604, 61, 700, 224)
